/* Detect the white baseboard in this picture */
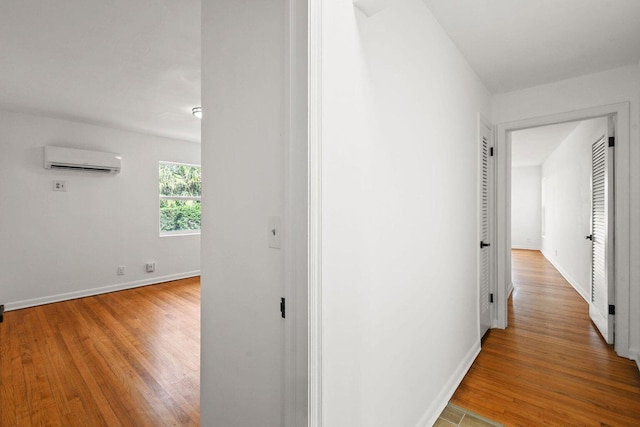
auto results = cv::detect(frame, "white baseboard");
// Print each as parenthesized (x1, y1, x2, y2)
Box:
(415, 341, 481, 427)
(511, 244, 541, 250)
(630, 347, 640, 372)
(5, 271, 200, 311)
(540, 250, 589, 303)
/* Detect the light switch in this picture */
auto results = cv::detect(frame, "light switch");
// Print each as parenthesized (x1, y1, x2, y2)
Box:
(268, 216, 281, 249)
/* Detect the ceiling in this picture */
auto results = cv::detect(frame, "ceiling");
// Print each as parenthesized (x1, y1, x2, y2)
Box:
(0, 1, 638, 143)
(511, 121, 582, 167)
(423, 0, 640, 93)
(0, 0, 201, 143)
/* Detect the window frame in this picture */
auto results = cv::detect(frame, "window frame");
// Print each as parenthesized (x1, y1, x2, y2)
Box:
(159, 161, 202, 237)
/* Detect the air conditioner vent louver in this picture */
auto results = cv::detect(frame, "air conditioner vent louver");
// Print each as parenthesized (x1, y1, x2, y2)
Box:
(49, 165, 113, 172)
(44, 146, 121, 174)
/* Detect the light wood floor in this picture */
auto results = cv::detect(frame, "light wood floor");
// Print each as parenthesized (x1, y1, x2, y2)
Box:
(4, 256, 640, 426)
(451, 249, 640, 426)
(0, 277, 200, 427)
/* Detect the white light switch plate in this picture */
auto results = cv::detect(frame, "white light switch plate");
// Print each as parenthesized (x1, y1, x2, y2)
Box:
(268, 216, 281, 249)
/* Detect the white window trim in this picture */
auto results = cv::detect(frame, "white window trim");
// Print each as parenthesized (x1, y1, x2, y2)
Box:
(160, 195, 202, 202)
(159, 162, 202, 237)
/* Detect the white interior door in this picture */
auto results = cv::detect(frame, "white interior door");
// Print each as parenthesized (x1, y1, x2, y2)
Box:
(588, 122, 615, 344)
(479, 117, 493, 338)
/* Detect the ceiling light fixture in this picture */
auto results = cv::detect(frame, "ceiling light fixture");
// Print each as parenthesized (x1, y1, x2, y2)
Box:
(192, 107, 202, 119)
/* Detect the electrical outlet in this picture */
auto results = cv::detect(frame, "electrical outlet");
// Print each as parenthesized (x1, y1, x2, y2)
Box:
(145, 262, 155, 273)
(52, 180, 67, 192)
(117, 266, 125, 275)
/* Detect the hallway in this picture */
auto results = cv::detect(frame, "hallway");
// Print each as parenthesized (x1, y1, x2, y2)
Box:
(450, 249, 640, 426)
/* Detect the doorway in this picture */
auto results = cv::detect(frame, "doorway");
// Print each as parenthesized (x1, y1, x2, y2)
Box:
(510, 116, 614, 343)
(493, 102, 632, 358)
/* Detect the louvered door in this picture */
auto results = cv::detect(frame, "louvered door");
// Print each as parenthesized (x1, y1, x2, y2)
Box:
(479, 118, 492, 338)
(589, 131, 615, 344)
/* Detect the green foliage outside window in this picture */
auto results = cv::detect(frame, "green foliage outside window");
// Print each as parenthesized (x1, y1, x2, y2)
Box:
(160, 199, 201, 232)
(159, 163, 201, 233)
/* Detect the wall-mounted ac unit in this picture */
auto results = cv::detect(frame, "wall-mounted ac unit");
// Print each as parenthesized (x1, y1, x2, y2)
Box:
(44, 146, 122, 174)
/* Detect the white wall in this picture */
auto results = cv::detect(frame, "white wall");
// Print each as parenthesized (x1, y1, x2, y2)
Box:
(493, 64, 640, 365)
(511, 166, 541, 250)
(0, 110, 200, 309)
(201, 1, 286, 426)
(636, 61, 640, 371)
(320, 1, 491, 425)
(540, 118, 607, 301)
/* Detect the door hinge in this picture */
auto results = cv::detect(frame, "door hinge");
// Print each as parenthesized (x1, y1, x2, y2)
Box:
(0, 304, 4, 323)
(609, 304, 615, 315)
(490, 147, 494, 156)
(280, 298, 286, 319)
(608, 137, 615, 147)
(489, 293, 494, 303)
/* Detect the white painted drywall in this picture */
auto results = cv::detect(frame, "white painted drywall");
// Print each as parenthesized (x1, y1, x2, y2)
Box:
(493, 64, 640, 363)
(636, 61, 640, 370)
(0, 110, 200, 309)
(511, 166, 542, 250)
(200, 1, 285, 426)
(320, 0, 490, 425)
(540, 118, 607, 301)
(352, 0, 394, 16)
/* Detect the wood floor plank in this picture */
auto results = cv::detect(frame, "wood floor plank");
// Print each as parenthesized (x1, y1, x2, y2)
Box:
(0, 277, 200, 426)
(451, 250, 640, 426)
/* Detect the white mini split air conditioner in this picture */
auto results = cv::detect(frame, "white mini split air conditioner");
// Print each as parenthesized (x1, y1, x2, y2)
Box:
(44, 146, 122, 173)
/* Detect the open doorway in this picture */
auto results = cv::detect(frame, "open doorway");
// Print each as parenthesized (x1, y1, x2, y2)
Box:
(510, 117, 614, 343)
(493, 102, 632, 359)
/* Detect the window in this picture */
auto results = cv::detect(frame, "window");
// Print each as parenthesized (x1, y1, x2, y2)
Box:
(159, 162, 201, 235)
